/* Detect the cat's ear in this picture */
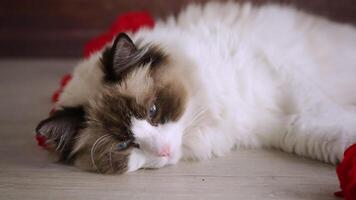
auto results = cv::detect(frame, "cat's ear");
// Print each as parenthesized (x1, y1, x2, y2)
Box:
(101, 32, 141, 82)
(35, 107, 86, 161)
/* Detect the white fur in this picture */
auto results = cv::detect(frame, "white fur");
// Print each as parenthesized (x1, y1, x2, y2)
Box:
(129, 118, 183, 168)
(58, 2, 356, 171)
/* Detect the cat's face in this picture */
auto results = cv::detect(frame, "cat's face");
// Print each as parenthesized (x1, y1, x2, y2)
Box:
(36, 33, 188, 173)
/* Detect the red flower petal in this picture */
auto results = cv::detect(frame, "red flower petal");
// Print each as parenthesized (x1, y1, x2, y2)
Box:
(35, 134, 48, 148)
(336, 144, 356, 200)
(60, 74, 72, 88)
(51, 89, 62, 103)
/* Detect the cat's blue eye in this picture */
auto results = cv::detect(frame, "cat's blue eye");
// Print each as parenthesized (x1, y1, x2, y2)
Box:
(148, 104, 157, 118)
(117, 141, 129, 151)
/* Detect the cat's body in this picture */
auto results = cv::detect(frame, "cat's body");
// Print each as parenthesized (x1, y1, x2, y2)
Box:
(37, 2, 356, 173)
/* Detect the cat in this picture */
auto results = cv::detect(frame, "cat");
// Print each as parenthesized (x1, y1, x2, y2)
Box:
(36, 2, 356, 174)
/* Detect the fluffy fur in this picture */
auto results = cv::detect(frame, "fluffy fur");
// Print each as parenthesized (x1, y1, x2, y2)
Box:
(37, 2, 356, 173)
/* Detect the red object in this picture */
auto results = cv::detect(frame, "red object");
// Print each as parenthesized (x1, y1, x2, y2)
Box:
(51, 89, 62, 103)
(83, 33, 113, 59)
(51, 74, 72, 103)
(60, 74, 72, 87)
(335, 144, 356, 200)
(35, 134, 48, 149)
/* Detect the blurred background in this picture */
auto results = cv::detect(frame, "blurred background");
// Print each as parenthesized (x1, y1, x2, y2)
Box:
(1, 0, 356, 58)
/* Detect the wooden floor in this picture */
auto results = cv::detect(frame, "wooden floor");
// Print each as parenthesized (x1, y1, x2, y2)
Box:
(0, 60, 340, 200)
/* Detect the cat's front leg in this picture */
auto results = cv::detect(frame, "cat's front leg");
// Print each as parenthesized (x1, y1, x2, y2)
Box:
(181, 125, 236, 161)
(127, 148, 179, 172)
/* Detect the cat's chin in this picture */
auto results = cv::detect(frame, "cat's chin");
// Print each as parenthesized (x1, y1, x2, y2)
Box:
(127, 148, 180, 172)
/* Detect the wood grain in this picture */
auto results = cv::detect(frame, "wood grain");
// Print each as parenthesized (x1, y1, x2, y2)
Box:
(0, 60, 340, 200)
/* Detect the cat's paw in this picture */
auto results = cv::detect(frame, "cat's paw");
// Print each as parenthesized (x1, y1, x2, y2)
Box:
(128, 149, 173, 172)
(127, 149, 147, 172)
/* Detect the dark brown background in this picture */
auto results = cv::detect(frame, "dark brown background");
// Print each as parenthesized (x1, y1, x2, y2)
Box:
(1, 0, 356, 58)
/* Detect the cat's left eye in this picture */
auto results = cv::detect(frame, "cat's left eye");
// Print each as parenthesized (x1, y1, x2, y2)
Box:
(116, 141, 130, 151)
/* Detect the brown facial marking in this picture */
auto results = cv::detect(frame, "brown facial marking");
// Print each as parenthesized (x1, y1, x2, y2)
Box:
(150, 83, 187, 125)
(72, 132, 133, 174)
(70, 87, 147, 174)
(71, 56, 187, 174)
(87, 87, 147, 139)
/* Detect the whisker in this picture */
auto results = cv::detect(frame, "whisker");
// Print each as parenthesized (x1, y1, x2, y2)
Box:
(73, 135, 81, 142)
(109, 143, 115, 172)
(90, 134, 111, 172)
(193, 107, 208, 121)
(56, 134, 66, 152)
(184, 107, 208, 130)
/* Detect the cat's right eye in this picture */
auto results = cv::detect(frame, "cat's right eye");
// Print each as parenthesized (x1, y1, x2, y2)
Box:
(147, 104, 158, 127)
(148, 104, 157, 119)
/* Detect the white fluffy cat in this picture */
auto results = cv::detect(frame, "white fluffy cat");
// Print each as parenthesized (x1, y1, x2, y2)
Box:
(37, 2, 356, 174)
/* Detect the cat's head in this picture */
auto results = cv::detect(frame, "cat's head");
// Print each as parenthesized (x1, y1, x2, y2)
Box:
(36, 33, 189, 173)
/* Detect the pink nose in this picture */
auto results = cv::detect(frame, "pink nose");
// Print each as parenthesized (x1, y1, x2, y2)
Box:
(158, 145, 171, 157)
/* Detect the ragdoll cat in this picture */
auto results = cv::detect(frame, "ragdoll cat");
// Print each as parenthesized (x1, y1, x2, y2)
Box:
(36, 2, 356, 174)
